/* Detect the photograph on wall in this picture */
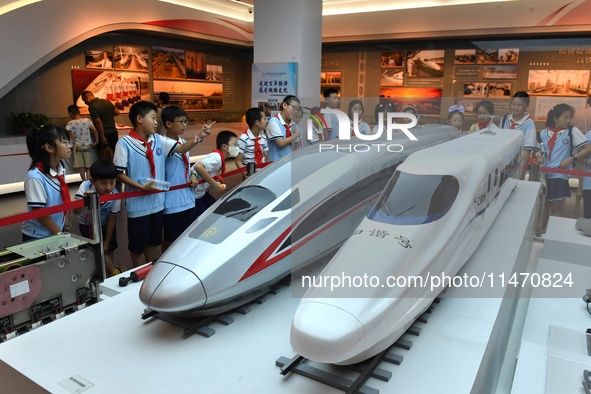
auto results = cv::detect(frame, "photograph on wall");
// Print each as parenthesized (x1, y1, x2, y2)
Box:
(455, 49, 476, 64)
(152, 46, 186, 80)
(85, 50, 113, 69)
(379, 87, 442, 115)
(476, 49, 498, 64)
(186, 50, 207, 80)
(153, 80, 222, 111)
(488, 81, 513, 98)
(321, 71, 342, 85)
(527, 69, 590, 96)
(406, 50, 445, 78)
(533, 96, 587, 122)
(206, 65, 223, 82)
(380, 69, 404, 86)
(381, 51, 405, 68)
(498, 48, 519, 63)
(71, 70, 151, 114)
(462, 82, 489, 97)
(113, 46, 149, 72)
(480, 65, 518, 79)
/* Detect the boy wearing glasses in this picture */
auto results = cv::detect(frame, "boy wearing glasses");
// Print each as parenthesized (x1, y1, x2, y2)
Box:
(114, 101, 210, 267)
(190, 130, 238, 217)
(267, 95, 301, 161)
(160, 105, 200, 252)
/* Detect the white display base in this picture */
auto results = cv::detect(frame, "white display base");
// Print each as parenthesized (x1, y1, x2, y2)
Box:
(0, 182, 541, 394)
(99, 263, 152, 300)
(511, 216, 591, 394)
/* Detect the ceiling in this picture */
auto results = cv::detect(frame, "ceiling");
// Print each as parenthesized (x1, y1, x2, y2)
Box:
(157, 0, 519, 21)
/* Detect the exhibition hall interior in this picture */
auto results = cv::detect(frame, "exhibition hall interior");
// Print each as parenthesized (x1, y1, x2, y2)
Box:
(1, 0, 591, 393)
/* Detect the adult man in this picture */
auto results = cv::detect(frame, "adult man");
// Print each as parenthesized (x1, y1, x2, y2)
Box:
(323, 88, 340, 140)
(266, 95, 301, 161)
(82, 91, 120, 154)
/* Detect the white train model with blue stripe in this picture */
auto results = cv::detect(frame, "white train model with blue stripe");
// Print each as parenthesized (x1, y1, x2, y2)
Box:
(290, 129, 524, 365)
(139, 125, 459, 317)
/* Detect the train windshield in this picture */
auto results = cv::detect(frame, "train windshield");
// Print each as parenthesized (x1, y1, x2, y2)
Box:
(213, 185, 277, 222)
(367, 171, 459, 225)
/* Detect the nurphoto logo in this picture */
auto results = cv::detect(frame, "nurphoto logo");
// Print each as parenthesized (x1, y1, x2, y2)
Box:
(313, 109, 418, 153)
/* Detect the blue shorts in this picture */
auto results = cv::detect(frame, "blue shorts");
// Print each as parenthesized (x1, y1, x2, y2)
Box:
(546, 178, 571, 201)
(163, 207, 198, 243)
(79, 223, 118, 252)
(127, 211, 163, 254)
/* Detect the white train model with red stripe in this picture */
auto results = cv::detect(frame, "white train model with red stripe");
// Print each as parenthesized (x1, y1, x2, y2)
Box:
(290, 129, 524, 365)
(139, 125, 459, 317)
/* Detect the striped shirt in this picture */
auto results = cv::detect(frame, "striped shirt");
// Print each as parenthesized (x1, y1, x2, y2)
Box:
(238, 129, 269, 165)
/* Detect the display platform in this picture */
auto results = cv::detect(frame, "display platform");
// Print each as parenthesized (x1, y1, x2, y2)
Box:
(511, 216, 591, 394)
(0, 181, 541, 394)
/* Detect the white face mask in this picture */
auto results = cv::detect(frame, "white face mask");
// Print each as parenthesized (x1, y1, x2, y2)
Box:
(229, 146, 240, 158)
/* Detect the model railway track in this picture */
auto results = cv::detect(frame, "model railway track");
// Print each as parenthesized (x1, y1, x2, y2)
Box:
(275, 300, 440, 394)
(140, 276, 292, 338)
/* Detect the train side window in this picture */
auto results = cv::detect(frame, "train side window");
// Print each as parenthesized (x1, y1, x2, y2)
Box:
(488, 174, 491, 192)
(272, 189, 300, 212)
(494, 169, 498, 187)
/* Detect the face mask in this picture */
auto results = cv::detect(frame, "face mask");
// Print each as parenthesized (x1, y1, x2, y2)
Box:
(229, 146, 240, 158)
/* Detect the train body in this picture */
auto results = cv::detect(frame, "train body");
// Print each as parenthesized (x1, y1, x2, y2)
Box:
(139, 125, 459, 316)
(290, 129, 524, 365)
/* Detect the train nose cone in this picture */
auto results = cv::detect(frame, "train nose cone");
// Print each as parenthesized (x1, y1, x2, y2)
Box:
(290, 301, 364, 364)
(139, 262, 207, 313)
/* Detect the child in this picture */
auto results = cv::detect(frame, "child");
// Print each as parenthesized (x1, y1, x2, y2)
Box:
(113, 100, 211, 267)
(65, 105, 98, 181)
(323, 88, 341, 140)
(499, 91, 538, 178)
(348, 100, 371, 136)
(468, 100, 499, 133)
(372, 101, 396, 134)
(538, 104, 591, 230)
(73, 160, 123, 277)
(236, 108, 270, 178)
(266, 95, 301, 161)
(447, 105, 465, 135)
(22, 125, 73, 240)
(160, 105, 201, 252)
(190, 130, 238, 217)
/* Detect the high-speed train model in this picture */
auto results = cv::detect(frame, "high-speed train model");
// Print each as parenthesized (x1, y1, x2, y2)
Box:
(139, 125, 459, 316)
(290, 129, 524, 365)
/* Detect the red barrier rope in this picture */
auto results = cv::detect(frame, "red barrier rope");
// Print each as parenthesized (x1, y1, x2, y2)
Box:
(0, 161, 273, 228)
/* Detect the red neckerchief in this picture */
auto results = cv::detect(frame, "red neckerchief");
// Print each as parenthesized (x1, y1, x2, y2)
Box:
(128, 130, 155, 178)
(212, 148, 226, 184)
(36, 163, 70, 204)
(547, 127, 561, 161)
(250, 130, 264, 164)
(509, 114, 530, 129)
(276, 114, 291, 138)
(477, 119, 491, 130)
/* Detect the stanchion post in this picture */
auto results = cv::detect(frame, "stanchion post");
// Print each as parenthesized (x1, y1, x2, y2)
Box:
(83, 191, 107, 282)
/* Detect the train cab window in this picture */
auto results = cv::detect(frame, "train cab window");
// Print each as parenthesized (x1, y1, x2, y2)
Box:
(214, 185, 276, 222)
(368, 171, 459, 225)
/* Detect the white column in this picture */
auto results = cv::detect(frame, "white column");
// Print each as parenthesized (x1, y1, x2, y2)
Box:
(253, 0, 322, 108)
